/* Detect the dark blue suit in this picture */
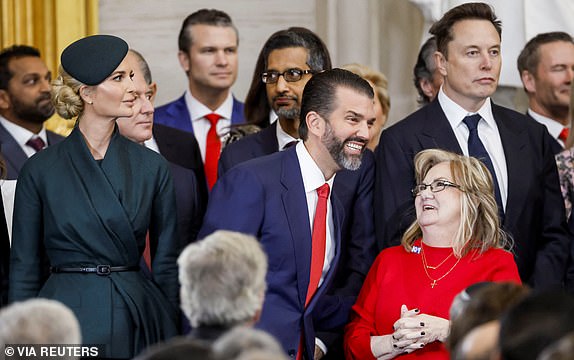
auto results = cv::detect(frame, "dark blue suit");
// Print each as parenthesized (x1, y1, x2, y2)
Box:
(375, 98, 571, 289)
(199, 147, 353, 360)
(0, 122, 64, 180)
(154, 94, 245, 133)
(219, 123, 377, 358)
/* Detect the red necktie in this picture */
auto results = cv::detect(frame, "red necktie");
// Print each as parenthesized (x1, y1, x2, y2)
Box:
(306, 183, 330, 306)
(297, 183, 330, 360)
(204, 113, 222, 190)
(26, 137, 45, 152)
(559, 127, 569, 142)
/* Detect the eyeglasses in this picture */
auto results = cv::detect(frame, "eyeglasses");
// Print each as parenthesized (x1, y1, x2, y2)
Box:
(261, 68, 315, 84)
(411, 179, 462, 197)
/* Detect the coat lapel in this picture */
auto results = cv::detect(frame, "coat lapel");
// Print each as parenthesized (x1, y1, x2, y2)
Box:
(280, 148, 313, 307)
(257, 123, 280, 154)
(0, 123, 28, 180)
(492, 104, 529, 229)
(65, 127, 139, 263)
(419, 100, 463, 153)
(167, 95, 193, 133)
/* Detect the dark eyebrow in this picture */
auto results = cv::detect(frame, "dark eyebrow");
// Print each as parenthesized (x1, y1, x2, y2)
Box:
(346, 111, 364, 118)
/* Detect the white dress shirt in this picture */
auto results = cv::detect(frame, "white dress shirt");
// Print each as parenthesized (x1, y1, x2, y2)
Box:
(295, 141, 336, 286)
(143, 136, 160, 153)
(0, 116, 48, 158)
(277, 119, 299, 151)
(528, 109, 566, 147)
(185, 89, 233, 162)
(295, 141, 335, 355)
(438, 88, 508, 209)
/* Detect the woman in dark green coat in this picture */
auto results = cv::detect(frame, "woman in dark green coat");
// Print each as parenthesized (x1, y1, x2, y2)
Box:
(9, 35, 179, 359)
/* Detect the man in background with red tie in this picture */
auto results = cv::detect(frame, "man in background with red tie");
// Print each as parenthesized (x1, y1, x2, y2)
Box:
(199, 69, 375, 360)
(154, 9, 245, 190)
(0, 45, 63, 179)
(518, 31, 574, 154)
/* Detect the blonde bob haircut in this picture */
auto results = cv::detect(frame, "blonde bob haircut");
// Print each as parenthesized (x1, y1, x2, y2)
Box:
(401, 149, 511, 257)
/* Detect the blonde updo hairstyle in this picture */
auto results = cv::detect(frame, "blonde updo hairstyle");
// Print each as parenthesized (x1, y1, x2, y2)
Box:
(401, 149, 511, 257)
(51, 65, 86, 120)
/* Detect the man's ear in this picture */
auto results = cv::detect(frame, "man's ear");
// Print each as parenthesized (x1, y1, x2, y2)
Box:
(178, 51, 190, 74)
(0, 90, 10, 110)
(306, 111, 324, 137)
(149, 82, 158, 104)
(521, 70, 536, 94)
(435, 51, 448, 77)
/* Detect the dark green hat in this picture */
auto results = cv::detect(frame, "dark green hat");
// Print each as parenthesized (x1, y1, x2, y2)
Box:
(61, 34, 128, 86)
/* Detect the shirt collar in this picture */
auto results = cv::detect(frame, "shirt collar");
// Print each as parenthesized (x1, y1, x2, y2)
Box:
(185, 89, 233, 122)
(528, 109, 565, 138)
(438, 87, 495, 129)
(295, 141, 335, 194)
(277, 119, 299, 151)
(0, 115, 48, 147)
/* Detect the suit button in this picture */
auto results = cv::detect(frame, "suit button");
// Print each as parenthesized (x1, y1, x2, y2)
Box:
(288, 349, 296, 357)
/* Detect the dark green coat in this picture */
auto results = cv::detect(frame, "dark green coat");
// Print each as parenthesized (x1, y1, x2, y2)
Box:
(9, 127, 179, 358)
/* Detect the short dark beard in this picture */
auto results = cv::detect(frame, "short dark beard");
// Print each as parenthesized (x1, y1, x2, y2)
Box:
(9, 92, 54, 124)
(275, 106, 300, 121)
(322, 121, 364, 171)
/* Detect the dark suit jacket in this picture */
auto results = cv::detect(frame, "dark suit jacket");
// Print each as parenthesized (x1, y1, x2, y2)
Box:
(375, 98, 571, 289)
(0, 122, 63, 306)
(219, 123, 377, 358)
(154, 94, 245, 134)
(199, 147, 352, 360)
(0, 191, 9, 307)
(153, 123, 206, 245)
(0, 122, 64, 180)
(526, 113, 563, 155)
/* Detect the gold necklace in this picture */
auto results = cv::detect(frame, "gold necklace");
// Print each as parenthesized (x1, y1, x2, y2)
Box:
(420, 242, 454, 269)
(420, 244, 461, 288)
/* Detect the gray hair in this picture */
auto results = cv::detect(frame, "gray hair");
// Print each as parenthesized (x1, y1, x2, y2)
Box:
(0, 299, 81, 360)
(212, 327, 285, 360)
(178, 230, 267, 327)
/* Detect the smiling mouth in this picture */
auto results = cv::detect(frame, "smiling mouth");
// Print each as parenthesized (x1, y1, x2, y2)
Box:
(423, 205, 436, 211)
(345, 141, 364, 153)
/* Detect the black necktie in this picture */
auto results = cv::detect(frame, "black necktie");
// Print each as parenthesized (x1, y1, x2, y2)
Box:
(463, 114, 504, 220)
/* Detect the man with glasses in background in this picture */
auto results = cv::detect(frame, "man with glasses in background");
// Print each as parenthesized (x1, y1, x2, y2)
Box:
(218, 28, 378, 360)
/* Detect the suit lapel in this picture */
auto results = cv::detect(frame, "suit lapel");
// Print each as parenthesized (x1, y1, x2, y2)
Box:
(307, 192, 344, 310)
(0, 123, 28, 179)
(419, 100, 463, 153)
(167, 95, 194, 133)
(258, 123, 280, 154)
(492, 104, 529, 228)
(280, 148, 313, 307)
(230, 97, 245, 125)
